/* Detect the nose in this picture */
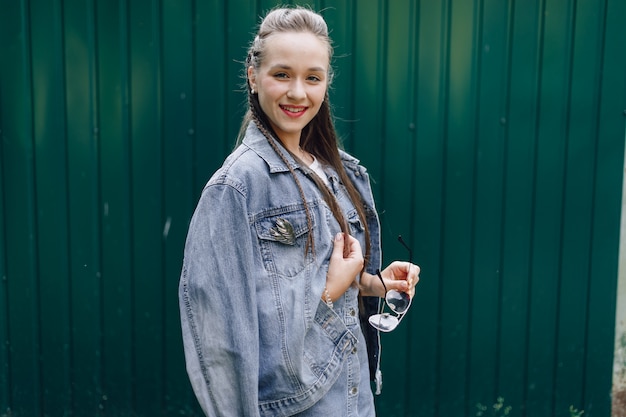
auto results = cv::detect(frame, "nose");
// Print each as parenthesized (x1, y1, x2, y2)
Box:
(287, 79, 306, 100)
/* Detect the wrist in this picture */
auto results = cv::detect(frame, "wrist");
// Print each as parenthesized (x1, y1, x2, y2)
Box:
(323, 274, 338, 302)
(323, 286, 333, 309)
(324, 270, 359, 303)
(360, 271, 385, 297)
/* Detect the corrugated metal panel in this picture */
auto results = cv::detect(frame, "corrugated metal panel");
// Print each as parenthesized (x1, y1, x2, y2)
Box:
(0, 0, 624, 416)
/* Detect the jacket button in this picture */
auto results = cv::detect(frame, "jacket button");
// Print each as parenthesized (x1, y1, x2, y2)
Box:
(350, 387, 358, 395)
(349, 308, 356, 317)
(351, 346, 357, 354)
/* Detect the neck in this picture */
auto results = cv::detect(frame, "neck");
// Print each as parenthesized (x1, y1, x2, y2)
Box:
(277, 135, 313, 165)
(297, 146, 314, 165)
(281, 139, 301, 156)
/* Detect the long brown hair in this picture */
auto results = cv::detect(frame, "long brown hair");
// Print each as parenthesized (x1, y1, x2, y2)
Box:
(240, 6, 371, 264)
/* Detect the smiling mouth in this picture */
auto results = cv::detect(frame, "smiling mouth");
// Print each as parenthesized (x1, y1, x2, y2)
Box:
(280, 105, 307, 114)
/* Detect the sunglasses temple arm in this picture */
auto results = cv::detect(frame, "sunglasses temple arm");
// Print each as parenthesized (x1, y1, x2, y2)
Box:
(397, 235, 413, 264)
(376, 269, 388, 294)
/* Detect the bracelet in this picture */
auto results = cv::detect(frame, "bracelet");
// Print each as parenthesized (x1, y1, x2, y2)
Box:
(323, 286, 334, 309)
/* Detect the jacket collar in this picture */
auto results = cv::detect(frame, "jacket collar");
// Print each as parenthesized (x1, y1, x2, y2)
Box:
(242, 122, 300, 173)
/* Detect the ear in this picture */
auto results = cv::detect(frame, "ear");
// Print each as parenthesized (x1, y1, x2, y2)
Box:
(247, 66, 256, 91)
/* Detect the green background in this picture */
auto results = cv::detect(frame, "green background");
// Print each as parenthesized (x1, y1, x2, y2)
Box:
(1, 0, 625, 416)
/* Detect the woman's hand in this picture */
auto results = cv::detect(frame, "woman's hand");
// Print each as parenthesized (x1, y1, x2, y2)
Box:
(324, 233, 364, 302)
(360, 261, 420, 298)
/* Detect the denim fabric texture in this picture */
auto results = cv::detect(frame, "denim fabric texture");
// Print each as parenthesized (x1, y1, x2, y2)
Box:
(179, 123, 382, 416)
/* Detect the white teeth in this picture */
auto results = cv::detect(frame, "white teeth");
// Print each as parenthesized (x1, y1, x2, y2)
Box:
(282, 106, 305, 113)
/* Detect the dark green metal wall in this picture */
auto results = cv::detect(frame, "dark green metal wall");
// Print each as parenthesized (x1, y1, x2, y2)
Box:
(1, 0, 625, 416)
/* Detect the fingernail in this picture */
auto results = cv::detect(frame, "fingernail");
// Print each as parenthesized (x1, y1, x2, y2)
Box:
(335, 232, 343, 241)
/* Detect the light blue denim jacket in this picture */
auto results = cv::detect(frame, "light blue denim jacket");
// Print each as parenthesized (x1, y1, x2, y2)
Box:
(179, 123, 382, 416)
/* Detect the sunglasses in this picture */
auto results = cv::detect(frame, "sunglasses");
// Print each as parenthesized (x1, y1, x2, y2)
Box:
(368, 235, 414, 332)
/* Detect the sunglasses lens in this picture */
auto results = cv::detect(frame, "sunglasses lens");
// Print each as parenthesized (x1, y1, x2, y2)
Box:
(385, 290, 411, 314)
(368, 313, 399, 332)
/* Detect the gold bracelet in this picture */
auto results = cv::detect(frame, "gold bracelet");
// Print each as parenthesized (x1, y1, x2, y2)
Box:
(324, 286, 333, 309)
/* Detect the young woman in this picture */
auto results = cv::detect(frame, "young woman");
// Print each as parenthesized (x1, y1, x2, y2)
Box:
(179, 6, 419, 416)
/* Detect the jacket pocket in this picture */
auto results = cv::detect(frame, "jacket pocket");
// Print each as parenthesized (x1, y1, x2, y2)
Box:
(303, 305, 355, 377)
(255, 206, 313, 278)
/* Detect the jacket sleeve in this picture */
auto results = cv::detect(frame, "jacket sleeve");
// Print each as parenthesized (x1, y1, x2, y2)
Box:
(179, 182, 260, 417)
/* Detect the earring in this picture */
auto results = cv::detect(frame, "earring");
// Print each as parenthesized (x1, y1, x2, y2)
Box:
(251, 87, 256, 94)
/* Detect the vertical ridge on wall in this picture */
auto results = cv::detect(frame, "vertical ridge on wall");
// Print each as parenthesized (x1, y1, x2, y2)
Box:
(162, 0, 197, 413)
(97, 0, 133, 414)
(63, 0, 103, 413)
(325, 0, 355, 152)
(130, 0, 164, 414)
(585, 0, 626, 414)
(521, 0, 546, 410)
(437, 0, 479, 414)
(554, 0, 602, 413)
(352, 0, 385, 198)
(32, 0, 72, 414)
(225, 0, 256, 147)
(468, 0, 509, 410)
(336, 0, 357, 148)
(496, 0, 515, 402)
(0, 72, 7, 412)
(0, 1, 7, 397)
(498, 0, 530, 411)
(193, 0, 227, 192)
(411, 0, 448, 415)
(2, 1, 42, 415)
(377, 0, 414, 413)
(403, 0, 419, 414)
(528, 0, 572, 414)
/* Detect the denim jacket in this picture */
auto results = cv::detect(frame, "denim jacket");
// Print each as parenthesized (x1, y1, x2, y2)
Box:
(179, 123, 382, 416)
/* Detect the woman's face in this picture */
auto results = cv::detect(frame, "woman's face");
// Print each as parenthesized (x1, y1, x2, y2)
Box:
(248, 32, 329, 145)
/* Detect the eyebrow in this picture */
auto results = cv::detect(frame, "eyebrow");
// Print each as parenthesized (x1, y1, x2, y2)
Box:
(270, 64, 326, 72)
